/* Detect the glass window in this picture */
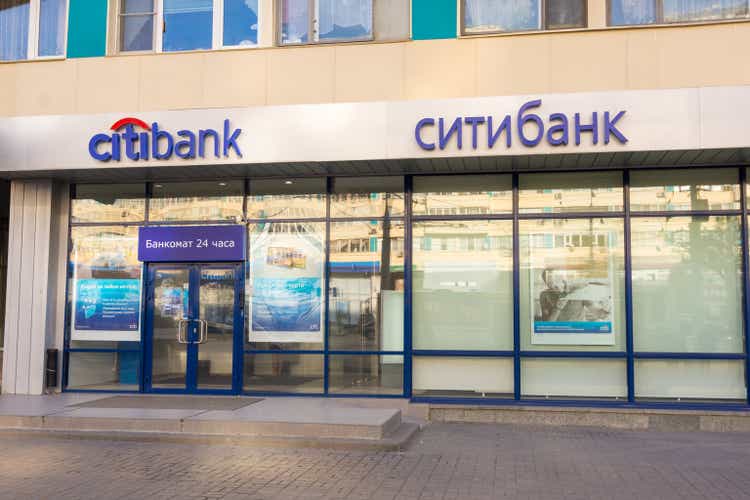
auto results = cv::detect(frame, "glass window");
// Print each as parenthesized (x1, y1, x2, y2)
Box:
(464, 0, 586, 33)
(68, 226, 143, 346)
(120, 0, 155, 52)
(223, 0, 258, 46)
(546, 0, 586, 28)
(247, 222, 326, 350)
(609, 0, 748, 25)
(0, 0, 30, 61)
(329, 221, 404, 351)
(67, 351, 141, 390)
(244, 353, 324, 393)
(663, 0, 748, 22)
(413, 220, 513, 351)
(521, 359, 627, 399)
(318, 0, 372, 41)
(163, 0, 213, 52)
(72, 184, 146, 223)
(630, 169, 740, 212)
(635, 360, 746, 401)
(248, 178, 326, 220)
(412, 175, 512, 216)
(608, 0, 656, 25)
(464, 0, 541, 32)
(519, 172, 623, 214)
(631, 216, 743, 353)
(1, 0, 67, 60)
(38, 0, 67, 56)
(149, 181, 244, 222)
(280, 0, 374, 45)
(520, 218, 626, 352)
(413, 357, 514, 398)
(280, 0, 309, 44)
(328, 354, 403, 395)
(331, 177, 404, 218)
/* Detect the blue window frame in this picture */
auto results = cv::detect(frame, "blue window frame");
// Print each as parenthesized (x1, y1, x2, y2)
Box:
(62, 170, 750, 409)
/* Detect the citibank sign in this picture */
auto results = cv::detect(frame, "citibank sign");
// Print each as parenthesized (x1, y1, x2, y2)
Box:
(88, 117, 243, 162)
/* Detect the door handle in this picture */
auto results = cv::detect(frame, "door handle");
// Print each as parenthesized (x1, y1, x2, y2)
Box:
(176, 318, 189, 344)
(197, 319, 208, 344)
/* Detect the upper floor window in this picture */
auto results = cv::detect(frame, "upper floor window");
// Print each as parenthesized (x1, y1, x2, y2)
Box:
(280, 0, 373, 44)
(463, 0, 586, 34)
(278, 0, 408, 45)
(0, 0, 68, 61)
(609, 0, 749, 26)
(119, 0, 259, 53)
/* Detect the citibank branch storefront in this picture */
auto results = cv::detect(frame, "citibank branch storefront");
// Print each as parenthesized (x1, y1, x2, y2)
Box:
(2, 86, 750, 408)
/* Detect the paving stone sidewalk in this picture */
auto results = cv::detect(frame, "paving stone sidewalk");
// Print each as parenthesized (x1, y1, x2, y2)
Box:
(0, 423, 749, 500)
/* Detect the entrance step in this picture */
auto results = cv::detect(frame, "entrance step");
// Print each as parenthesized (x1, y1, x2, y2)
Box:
(0, 395, 422, 450)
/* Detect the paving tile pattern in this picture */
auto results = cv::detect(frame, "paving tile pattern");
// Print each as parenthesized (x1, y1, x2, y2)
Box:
(0, 423, 749, 499)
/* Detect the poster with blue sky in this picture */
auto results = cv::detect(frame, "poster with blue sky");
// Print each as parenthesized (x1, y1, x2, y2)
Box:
(248, 223, 324, 343)
(71, 228, 142, 342)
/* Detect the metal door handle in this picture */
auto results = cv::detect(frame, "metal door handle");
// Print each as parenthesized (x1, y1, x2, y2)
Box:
(197, 319, 208, 344)
(176, 319, 189, 344)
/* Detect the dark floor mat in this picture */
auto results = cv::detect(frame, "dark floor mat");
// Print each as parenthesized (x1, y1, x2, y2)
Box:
(70, 395, 263, 411)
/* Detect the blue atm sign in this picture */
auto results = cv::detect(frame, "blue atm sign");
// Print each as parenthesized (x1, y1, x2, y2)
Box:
(138, 226, 246, 262)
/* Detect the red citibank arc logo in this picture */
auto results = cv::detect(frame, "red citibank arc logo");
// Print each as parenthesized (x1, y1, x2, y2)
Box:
(88, 117, 242, 162)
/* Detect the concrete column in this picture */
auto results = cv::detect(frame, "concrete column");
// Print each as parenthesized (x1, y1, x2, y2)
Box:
(2, 180, 68, 395)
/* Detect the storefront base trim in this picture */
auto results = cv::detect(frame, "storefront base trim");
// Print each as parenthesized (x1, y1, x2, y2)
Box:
(427, 403, 750, 432)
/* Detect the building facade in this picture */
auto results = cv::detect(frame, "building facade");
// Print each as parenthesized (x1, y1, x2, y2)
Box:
(1, 0, 750, 409)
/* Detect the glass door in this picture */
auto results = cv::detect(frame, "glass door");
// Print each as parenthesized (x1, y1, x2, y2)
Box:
(145, 263, 242, 394)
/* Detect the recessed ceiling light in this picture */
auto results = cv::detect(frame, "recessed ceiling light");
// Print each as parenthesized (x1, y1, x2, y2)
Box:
(284, 180, 293, 185)
(154, 184, 163, 189)
(218, 182, 227, 187)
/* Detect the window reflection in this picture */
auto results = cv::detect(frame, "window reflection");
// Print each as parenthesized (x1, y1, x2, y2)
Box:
(149, 181, 244, 222)
(329, 221, 404, 351)
(318, 0, 372, 41)
(248, 178, 326, 219)
(244, 353, 324, 393)
(631, 216, 743, 353)
(631, 169, 740, 211)
(328, 355, 403, 395)
(413, 220, 513, 350)
(72, 184, 146, 223)
(413, 175, 512, 216)
(163, 0, 213, 52)
(223, 0, 258, 46)
(330, 176, 404, 218)
(519, 172, 623, 213)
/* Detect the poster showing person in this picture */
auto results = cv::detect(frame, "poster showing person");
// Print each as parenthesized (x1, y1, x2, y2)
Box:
(71, 228, 142, 342)
(248, 223, 325, 343)
(530, 241, 616, 346)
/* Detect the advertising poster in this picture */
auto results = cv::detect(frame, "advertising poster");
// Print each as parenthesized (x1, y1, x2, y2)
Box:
(249, 224, 324, 343)
(530, 239, 616, 346)
(71, 229, 143, 342)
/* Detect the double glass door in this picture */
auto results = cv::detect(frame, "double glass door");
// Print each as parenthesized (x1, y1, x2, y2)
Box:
(145, 263, 243, 393)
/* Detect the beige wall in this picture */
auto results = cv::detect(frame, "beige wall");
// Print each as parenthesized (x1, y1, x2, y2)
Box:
(1, 21, 750, 117)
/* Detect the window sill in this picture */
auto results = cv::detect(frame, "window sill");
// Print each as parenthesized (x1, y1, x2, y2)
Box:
(458, 16, 750, 40)
(0, 55, 66, 65)
(111, 37, 412, 58)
